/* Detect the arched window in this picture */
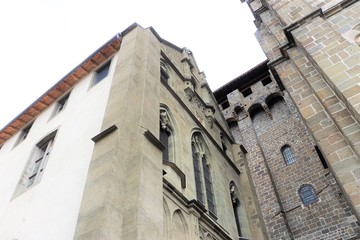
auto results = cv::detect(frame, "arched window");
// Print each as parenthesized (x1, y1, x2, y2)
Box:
(230, 183, 242, 238)
(281, 145, 297, 165)
(160, 108, 174, 162)
(299, 184, 318, 206)
(192, 132, 216, 215)
(220, 133, 227, 153)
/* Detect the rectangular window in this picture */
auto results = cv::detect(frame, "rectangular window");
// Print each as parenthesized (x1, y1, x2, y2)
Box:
(261, 77, 272, 86)
(93, 60, 111, 85)
(18, 123, 33, 143)
(13, 130, 57, 198)
(220, 99, 230, 110)
(241, 88, 252, 97)
(27, 138, 54, 188)
(55, 93, 70, 115)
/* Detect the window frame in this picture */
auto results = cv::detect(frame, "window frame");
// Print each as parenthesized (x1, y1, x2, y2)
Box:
(281, 145, 297, 165)
(92, 60, 112, 86)
(191, 132, 216, 216)
(299, 184, 319, 206)
(12, 130, 57, 198)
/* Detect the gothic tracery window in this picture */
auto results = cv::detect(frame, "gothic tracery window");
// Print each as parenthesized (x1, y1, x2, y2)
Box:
(192, 132, 216, 215)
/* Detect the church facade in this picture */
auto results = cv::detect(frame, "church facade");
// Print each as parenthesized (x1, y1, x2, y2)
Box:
(0, 0, 359, 239)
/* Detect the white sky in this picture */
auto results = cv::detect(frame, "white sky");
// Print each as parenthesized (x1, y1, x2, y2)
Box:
(0, 0, 266, 129)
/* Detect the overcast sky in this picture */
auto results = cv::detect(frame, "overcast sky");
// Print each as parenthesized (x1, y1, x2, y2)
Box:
(0, 0, 266, 129)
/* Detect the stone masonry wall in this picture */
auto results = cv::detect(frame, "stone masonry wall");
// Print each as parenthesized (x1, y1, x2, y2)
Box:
(243, 0, 360, 238)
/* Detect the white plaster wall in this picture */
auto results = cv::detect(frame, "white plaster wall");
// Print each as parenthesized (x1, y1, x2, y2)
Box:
(0, 52, 119, 240)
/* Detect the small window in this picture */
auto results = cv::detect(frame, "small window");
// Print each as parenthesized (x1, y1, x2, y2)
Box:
(281, 145, 297, 165)
(18, 123, 33, 143)
(241, 88, 252, 97)
(55, 93, 70, 115)
(299, 185, 318, 206)
(220, 99, 230, 110)
(261, 77, 272, 86)
(160, 69, 169, 83)
(93, 61, 111, 85)
(220, 133, 227, 152)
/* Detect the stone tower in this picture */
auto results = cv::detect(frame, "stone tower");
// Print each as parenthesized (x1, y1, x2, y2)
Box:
(215, 61, 359, 239)
(214, 0, 360, 239)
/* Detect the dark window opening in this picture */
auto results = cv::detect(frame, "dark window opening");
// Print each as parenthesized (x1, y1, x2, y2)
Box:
(192, 144, 204, 204)
(261, 77, 272, 86)
(230, 186, 242, 238)
(161, 69, 169, 83)
(56, 93, 70, 114)
(220, 100, 230, 110)
(20, 123, 33, 142)
(241, 88, 252, 97)
(315, 146, 328, 169)
(160, 127, 170, 162)
(220, 134, 227, 152)
(94, 61, 111, 85)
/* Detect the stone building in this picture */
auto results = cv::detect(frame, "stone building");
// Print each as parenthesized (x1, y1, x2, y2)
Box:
(0, 0, 360, 239)
(0, 23, 265, 240)
(213, 0, 360, 239)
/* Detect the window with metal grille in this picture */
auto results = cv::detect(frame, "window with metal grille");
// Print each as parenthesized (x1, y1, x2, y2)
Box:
(281, 145, 297, 165)
(299, 185, 318, 206)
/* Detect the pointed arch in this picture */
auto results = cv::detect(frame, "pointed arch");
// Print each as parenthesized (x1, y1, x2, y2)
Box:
(163, 197, 171, 239)
(191, 131, 216, 215)
(229, 181, 251, 239)
(171, 209, 188, 240)
(160, 104, 178, 163)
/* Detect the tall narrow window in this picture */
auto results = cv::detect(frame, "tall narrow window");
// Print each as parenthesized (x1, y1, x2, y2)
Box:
(281, 145, 297, 165)
(315, 146, 328, 169)
(192, 132, 216, 214)
(160, 124, 170, 161)
(193, 144, 204, 204)
(203, 156, 215, 214)
(299, 184, 318, 206)
(93, 60, 111, 85)
(160, 108, 174, 162)
(230, 184, 242, 238)
(220, 133, 228, 153)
